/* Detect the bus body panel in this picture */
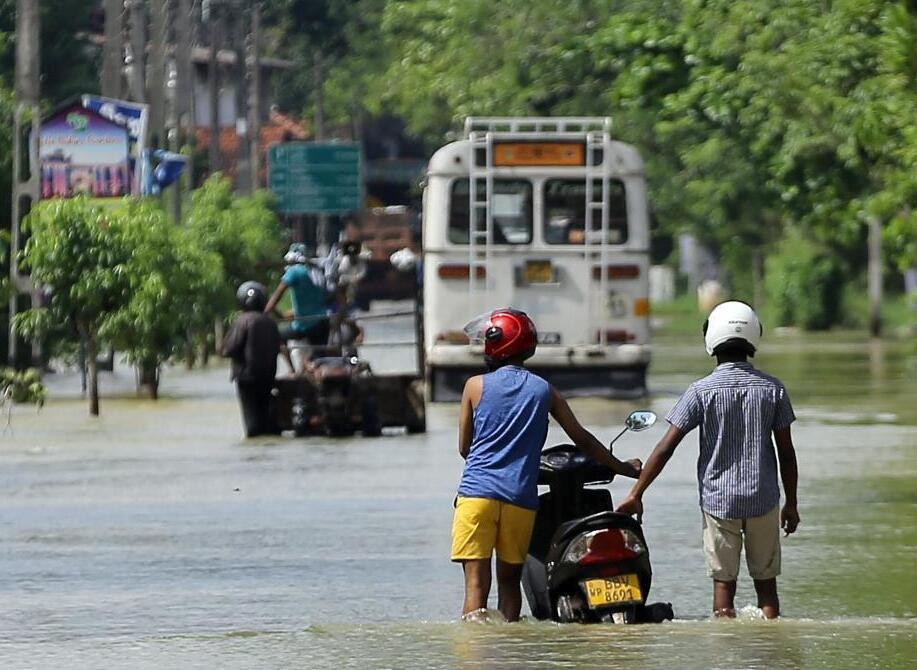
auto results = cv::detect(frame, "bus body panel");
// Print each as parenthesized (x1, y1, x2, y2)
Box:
(422, 128, 652, 399)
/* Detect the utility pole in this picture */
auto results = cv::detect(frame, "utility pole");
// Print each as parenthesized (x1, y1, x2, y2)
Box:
(149, 0, 169, 147)
(9, 0, 41, 367)
(173, 0, 194, 216)
(205, 0, 222, 176)
(127, 1, 147, 103)
(233, 1, 251, 194)
(248, 1, 262, 191)
(102, 0, 123, 98)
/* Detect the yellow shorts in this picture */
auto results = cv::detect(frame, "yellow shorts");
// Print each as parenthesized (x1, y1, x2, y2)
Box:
(450, 496, 536, 565)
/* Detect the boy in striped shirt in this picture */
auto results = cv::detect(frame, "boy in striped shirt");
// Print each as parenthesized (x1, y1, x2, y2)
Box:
(616, 301, 799, 618)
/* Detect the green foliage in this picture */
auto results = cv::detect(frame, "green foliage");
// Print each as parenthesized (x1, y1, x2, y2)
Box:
(885, 209, 917, 271)
(186, 174, 283, 314)
(12, 183, 279, 408)
(15, 198, 134, 340)
(0, 0, 99, 99)
(358, 0, 917, 330)
(0, 367, 45, 407)
(764, 229, 846, 330)
(99, 200, 223, 372)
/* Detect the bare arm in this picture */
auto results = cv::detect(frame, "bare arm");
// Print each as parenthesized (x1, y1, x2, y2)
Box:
(615, 424, 686, 520)
(458, 376, 483, 459)
(774, 426, 800, 535)
(264, 283, 288, 316)
(549, 387, 641, 478)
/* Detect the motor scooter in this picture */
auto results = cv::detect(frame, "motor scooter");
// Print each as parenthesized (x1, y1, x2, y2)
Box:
(522, 410, 674, 624)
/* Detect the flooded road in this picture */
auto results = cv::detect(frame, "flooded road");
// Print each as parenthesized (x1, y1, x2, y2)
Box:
(1, 320, 914, 668)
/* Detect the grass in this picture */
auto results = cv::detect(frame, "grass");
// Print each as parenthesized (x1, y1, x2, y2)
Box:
(650, 293, 709, 336)
(651, 291, 917, 339)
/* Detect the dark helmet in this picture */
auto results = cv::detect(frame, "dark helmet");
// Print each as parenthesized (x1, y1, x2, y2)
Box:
(236, 281, 267, 312)
(483, 309, 537, 362)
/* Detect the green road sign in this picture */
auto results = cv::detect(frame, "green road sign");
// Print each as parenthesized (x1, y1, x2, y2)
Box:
(268, 142, 362, 214)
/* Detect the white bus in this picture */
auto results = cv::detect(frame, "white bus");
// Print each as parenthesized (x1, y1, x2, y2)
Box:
(422, 117, 651, 401)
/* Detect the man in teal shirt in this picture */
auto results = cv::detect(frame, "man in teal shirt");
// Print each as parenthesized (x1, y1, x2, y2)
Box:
(264, 244, 331, 359)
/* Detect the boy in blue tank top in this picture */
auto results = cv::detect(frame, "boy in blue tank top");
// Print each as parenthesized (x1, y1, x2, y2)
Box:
(452, 309, 643, 621)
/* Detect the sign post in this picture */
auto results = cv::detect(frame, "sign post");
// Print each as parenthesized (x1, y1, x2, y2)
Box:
(268, 142, 362, 215)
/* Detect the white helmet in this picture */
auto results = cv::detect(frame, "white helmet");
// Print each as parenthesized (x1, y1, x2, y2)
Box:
(703, 301, 762, 356)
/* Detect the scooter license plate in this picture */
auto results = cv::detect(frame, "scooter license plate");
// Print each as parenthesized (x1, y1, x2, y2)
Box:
(583, 574, 643, 608)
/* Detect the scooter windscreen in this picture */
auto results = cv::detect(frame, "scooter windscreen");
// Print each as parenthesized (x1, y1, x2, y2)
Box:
(463, 311, 496, 343)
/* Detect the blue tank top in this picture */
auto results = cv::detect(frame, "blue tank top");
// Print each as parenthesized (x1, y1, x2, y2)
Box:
(457, 366, 551, 510)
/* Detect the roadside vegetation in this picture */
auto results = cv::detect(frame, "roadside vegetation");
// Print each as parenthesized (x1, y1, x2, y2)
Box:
(12, 177, 279, 415)
(272, 0, 917, 330)
(0, 1, 913, 416)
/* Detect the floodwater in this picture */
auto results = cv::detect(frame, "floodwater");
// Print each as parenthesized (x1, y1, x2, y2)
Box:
(1, 313, 915, 669)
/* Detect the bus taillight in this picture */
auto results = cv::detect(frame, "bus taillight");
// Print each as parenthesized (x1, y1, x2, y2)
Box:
(634, 298, 650, 316)
(597, 330, 636, 343)
(438, 264, 486, 280)
(591, 265, 640, 280)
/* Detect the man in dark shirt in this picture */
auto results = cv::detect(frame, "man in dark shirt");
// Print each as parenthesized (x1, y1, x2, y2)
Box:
(222, 281, 294, 437)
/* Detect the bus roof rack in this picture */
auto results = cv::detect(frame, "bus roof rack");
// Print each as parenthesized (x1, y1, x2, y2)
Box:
(464, 117, 612, 137)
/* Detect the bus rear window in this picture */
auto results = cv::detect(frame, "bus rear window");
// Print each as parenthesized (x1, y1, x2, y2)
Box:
(449, 179, 533, 245)
(543, 179, 628, 245)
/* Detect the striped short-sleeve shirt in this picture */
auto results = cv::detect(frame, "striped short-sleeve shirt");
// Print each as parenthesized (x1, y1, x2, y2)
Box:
(666, 362, 796, 519)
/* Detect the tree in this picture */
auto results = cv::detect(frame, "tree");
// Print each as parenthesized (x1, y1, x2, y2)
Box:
(186, 174, 283, 312)
(101, 201, 223, 398)
(14, 198, 134, 415)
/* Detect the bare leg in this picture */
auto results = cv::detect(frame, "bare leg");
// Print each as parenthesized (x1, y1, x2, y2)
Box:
(495, 560, 524, 622)
(713, 579, 737, 617)
(462, 559, 491, 616)
(753, 578, 780, 619)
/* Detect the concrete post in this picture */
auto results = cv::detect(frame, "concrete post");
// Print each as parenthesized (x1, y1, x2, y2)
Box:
(102, 0, 124, 98)
(248, 2, 262, 189)
(207, 2, 222, 175)
(148, 0, 169, 147)
(233, 2, 251, 194)
(10, 0, 41, 366)
(127, 1, 147, 103)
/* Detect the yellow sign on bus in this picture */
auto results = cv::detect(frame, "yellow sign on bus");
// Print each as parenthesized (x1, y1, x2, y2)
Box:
(493, 142, 585, 167)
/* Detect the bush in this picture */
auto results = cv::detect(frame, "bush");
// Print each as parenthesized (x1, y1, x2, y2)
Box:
(0, 368, 45, 407)
(764, 230, 845, 330)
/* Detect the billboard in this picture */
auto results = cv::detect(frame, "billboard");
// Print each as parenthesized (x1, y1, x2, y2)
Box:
(39, 103, 131, 199)
(81, 95, 149, 195)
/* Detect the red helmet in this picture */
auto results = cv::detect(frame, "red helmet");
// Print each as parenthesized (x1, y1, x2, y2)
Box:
(482, 309, 538, 361)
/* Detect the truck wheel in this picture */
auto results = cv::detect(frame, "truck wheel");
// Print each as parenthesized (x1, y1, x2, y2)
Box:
(361, 397, 382, 437)
(405, 380, 426, 433)
(405, 418, 426, 434)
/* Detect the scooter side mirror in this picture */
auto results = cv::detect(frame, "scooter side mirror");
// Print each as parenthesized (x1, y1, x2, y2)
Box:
(625, 411, 657, 432)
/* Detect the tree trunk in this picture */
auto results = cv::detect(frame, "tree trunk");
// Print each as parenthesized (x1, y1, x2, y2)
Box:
(86, 333, 100, 416)
(184, 328, 196, 370)
(137, 360, 160, 399)
(213, 318, 224, 360)
(867, 216, 883, 337)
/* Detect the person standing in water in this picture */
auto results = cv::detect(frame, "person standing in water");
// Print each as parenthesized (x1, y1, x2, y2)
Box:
(222, 281, 294, 438)
(616, 301, 800, 618)
(452, 308, 642, 622)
